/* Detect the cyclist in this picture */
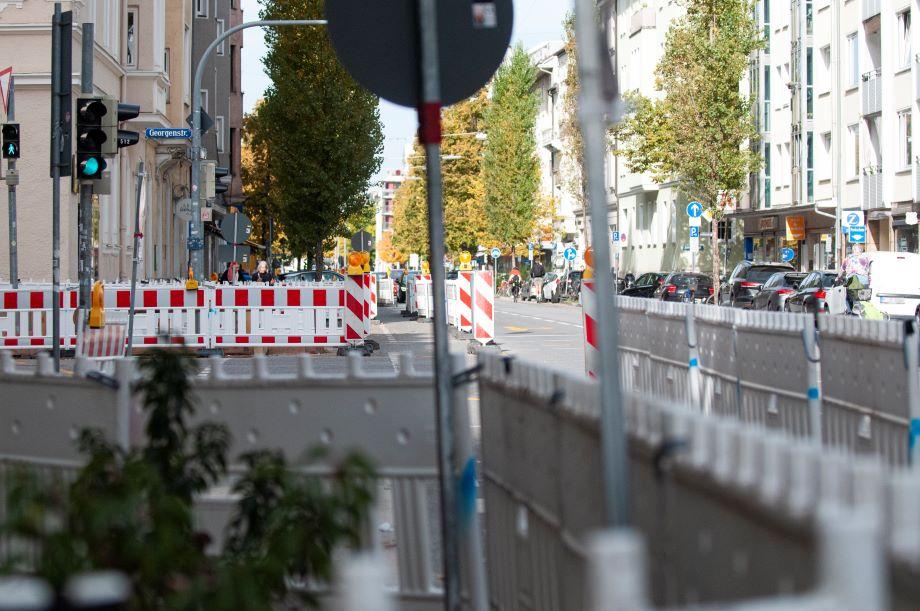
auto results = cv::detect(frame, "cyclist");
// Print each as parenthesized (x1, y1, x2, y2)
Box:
(508, 266, 523, 302)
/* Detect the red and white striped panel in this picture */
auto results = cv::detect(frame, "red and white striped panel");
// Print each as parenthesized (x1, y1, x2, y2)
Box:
(581, 279, 599, 379)
(80, 325, 127, 359)
(458, 271, 473, 333)
(363, 274, 371, 337)
(473, 271, 494, 346)
(212, 285, 342, 309)
(105, 286, 205, 310)
(414, 274, 433, 319)
(345, 275, 366, 344)
(1, 287, 78, 311)
(368, 274, 378, 320)
(1, 287, 79, 348)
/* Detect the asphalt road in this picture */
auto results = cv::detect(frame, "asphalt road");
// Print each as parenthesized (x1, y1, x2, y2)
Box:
(493, 296, 585, 376)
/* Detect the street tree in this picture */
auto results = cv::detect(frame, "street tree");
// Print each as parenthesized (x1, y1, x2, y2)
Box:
(613, 0, 762, 302)
(482, 44, 541, 266)
(241, 105, 285, 264)
(560, 13, 586, 218)
(391, 91, 492, 259)
(258, 0, 383, 273)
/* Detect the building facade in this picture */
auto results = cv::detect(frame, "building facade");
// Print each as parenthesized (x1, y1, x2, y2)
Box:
(372, 169, 405, 271)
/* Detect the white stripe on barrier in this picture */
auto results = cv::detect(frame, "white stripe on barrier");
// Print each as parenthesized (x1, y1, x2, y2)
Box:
(458, 271, 473, 333)
(345, 275, 366, 345)
(369, 275, 378, 319)
(473, 271, 494, 346)
(582, 279, 598, 378)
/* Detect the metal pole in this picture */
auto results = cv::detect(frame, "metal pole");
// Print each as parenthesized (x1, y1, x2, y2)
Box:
(905, 320, 919, 466)
(190, 19, 326, 280)
(6, 75, 17, 289)
(126, 161, 145, 356)
(416, 0, 460, 607)
(574, 0, 630, 526)
(803, 313, 823, 445)
(51, 3, 62, 371)
(78, 23, 93, 309)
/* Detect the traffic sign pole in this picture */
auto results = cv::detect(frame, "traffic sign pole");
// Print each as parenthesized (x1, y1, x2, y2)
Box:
(5, 73, 16, 289)
(78, 22, 94, 317)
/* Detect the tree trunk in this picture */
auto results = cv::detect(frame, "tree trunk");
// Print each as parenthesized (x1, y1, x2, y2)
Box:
(297, 256, 303, 272)
(711, 218, 721, 304)
(314, 240, 325, 275)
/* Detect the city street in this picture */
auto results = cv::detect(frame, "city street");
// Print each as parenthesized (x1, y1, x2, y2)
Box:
(492, 296, 584, 376)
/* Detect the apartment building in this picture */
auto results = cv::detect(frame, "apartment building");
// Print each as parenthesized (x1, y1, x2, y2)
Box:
(372, 169, 405, 271)
(737, 0, 920, 268)
(193, 0, 244, 273)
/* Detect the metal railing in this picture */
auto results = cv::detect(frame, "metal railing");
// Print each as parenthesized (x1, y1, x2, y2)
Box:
(863, 165, 884, 209)
(862, 68, 882, 116)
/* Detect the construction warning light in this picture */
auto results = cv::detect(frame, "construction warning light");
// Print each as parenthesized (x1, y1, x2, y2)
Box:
(584, 247, 594, 279)
(88, 281, 105, 329)
(2, 123, 20, 159)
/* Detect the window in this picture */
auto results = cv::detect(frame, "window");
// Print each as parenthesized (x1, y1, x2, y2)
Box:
(216, 116, 225, 153)
(763, 142, 771, 208)
(230, 45, 239, 92)
(806, 47, 813, 118)
(847, 124, 860, 178)
(217, 19, 225, 55)
(896, 10, 912, 70)
(164, 48, 171, 102)
(762, 0, 770, 54)
(819, 45, 831, 92)
(230, 127, 238, 178)
(820, 132, 831, 181)
(195, 0, 207, 18)
(899, 110, 912, 169)
(806, 132, 814, 202)
(847, 33, 859, 88)
(805, 0, 812, 35)
(763, 65, 771, 131)
(184, 25, 191, 105)
(126, 8, 138, 67)
(200, 89, 209, 114)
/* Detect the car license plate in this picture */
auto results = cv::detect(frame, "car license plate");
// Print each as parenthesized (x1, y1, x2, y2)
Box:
(880, 296, 905, 304)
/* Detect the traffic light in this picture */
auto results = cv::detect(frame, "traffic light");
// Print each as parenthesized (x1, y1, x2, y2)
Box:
(1, 124, 19, 159)
(215, 166, 230, 195)
(75, 97, 108, 179)
(113, 102, 140, 152)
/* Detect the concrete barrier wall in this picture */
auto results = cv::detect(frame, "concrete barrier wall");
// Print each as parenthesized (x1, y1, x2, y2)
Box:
(478, 351, 920, 609)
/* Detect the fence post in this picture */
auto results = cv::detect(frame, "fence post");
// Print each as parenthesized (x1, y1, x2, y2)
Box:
(582, 278, 598, 378)
(802, 314, 823, 445)
(585, 529, 649, 611)
(904, 320, 920, 466)
(685, 303, 702, 411)
(115, 358, 135, 452)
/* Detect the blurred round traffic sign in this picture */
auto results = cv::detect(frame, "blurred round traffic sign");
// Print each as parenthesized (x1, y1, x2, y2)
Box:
(490, 247, 501, 259)
(563, 247, 577, 261)
(686, 201, 703, 218)
(224, 212, 252, 244)
(326, 0, 514, 108)
(780, 247, 795, 262)
(351, 230, 374, 252)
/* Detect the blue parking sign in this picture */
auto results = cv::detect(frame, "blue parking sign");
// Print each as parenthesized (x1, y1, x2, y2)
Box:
(611, 231, 620, 242)
(689, 226, 700, 238)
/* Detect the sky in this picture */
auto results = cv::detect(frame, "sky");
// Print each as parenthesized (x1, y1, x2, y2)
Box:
(240, 0, 572, 179)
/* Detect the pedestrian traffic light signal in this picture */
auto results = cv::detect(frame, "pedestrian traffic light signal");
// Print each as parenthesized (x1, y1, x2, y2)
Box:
(2, 123, 20, 159)
(76, 97, 108, 182)
(78, 153, 107, 179)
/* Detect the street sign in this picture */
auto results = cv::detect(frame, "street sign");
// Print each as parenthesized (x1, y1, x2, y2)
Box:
(224, 212, 252, 244)
(689, 215, 701, 228)
(527, 243, 534, 252)
(175, 198, 193, 222)
(490, 247, 501, 259)
(906, 212, 919, 226)
(848, 226, 867, 244)
(780, 247, 796, 262)
(187, 236, 204, 251)
(186, 108, 213, 135)
(686, 201, 704, 218)
(351, 229, 374, 252)
(843, 210, 865, 228)
(563, 247, 577, 261)
(689, 226, 700, 238)
(611, 231, 620, 242)
(218, 244, 250, 265)
(145, 127, 192, 140)
(326, 0, 513, 108)
(702, 208, 714, 223)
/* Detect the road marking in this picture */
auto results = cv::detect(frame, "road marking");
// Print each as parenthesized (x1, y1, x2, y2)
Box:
(504, 325, 529, 332)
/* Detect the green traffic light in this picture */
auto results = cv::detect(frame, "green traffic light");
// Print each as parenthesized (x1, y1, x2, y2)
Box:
(81, 157, 100, 176)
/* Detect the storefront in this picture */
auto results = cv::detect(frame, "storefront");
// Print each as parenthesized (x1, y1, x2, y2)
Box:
(733, 206, 837, 271)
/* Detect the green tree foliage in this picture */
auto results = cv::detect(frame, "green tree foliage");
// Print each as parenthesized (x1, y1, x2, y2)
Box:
(613, 0, 762, 300)
(242, 104, 285, 264)
(258, 0, 384, 272)
(2, 351, 375, 608)
(560, 13, 586, 215)
(483, 45, 541, 264)
(391, 91, 492, 258)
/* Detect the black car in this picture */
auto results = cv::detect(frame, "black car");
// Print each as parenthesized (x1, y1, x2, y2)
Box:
(280, 270, 345, 283)
(784, 270, 838, 313)
(653, 272, 714, 302)
(751, 272, 807, 311)
(721, 261, 795, 307)
(620, 272, 666, 298)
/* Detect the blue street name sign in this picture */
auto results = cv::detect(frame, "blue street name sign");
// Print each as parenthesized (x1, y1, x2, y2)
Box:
(146, 127, 193, 140)
(848, 227, 867, 244)
(563, 247, 577, 261)
(686, 201, 704, 218)
(780, 247, 795, 262)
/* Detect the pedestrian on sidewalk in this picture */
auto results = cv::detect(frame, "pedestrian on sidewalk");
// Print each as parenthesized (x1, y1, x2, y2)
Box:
(252, 260, 274, 284)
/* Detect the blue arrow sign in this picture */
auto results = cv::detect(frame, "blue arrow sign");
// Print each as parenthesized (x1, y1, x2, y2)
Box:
(490, 247, 501, 259)
(145, 127, 193, 140)
(563, 247, 577, 261)
(686, 201, 704, 218)
(780, 247, 795, 262)
(689, 226, 700, 238)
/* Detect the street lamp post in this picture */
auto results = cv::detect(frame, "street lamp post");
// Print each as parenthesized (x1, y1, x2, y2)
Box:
(189, 19, 327, 280)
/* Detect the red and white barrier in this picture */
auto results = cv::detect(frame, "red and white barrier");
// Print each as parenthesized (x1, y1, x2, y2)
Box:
(363, 274, 372, 337)
(1, 286, 79, 348)
(345, 275, 367, 345)
(211, 284, 345, 347)
(446, 280, 460, 328)
(414, 275, 433, 319)
(457, 271, 474, 333)
(581, 278, 599, 378)
(80, 324, 127, 359)
(368, 274, 378, 320)
(472, 271, 494, 346)
(106, 285, 209, 347)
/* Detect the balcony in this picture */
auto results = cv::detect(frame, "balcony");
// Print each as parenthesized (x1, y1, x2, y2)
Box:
(862, 165, 883, 209)
(862, 69, 882, 116)
(863, 0, 881, 22)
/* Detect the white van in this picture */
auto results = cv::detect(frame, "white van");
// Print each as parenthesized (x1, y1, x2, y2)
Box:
(864, 251, 920, 320)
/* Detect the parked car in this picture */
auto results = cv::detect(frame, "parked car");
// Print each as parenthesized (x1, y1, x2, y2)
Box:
(620, 272, 666, 298)
(784, 270, 838, 313)
(280, 269, 345, 283)
(751, 272, 807, 311)
(653, 272, 714, 302)
(721, 261, 795, 308)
